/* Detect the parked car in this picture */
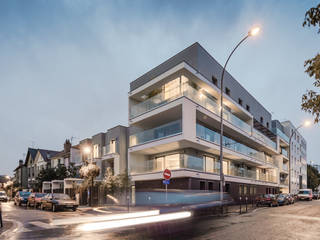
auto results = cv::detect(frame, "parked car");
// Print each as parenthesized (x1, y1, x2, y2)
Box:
(297, 189, 313, 201)
(27, 193, 47, 208)
(0, 192, 8, 202)
(313, 191, 320, 200)
(14, 191, 31, 206)
(277, 194, 290, 206)
(256, 194, 278, 207)
(40, 193, 78, 212)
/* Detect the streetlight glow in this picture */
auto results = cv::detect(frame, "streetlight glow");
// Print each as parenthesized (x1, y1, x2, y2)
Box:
(303, 120, 311, 127)
(83, 146, 91, 154)
(248, 27, 260, 36)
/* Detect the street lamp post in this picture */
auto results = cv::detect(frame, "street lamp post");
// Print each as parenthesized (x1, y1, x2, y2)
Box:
(219, 27, 260, 203)
(288, 121, 311, 193)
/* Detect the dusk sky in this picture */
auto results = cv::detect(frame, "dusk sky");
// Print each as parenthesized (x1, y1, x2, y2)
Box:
(0, 0, 319, 176)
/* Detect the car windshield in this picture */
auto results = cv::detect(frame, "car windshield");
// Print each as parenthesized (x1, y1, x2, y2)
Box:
(53, 194, 71, 200)
(35, 193, 46, 198)
(20, 192, 31, 197)
(299, 191, 311, 194)
(0, 192, 6, 196)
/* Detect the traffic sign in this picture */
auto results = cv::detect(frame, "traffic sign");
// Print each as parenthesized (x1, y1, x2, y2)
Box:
(162, 179, 170, 185)
(163, 169, 171, 180)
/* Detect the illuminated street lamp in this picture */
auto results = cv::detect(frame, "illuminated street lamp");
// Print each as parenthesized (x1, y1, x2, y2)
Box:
(219, 26, 260, 203)
(288, 120, 311, 193)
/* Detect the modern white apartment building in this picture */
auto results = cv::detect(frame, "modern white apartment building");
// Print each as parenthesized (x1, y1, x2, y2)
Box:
(281, 121, 307, 193)
(127, 42, 299, 200)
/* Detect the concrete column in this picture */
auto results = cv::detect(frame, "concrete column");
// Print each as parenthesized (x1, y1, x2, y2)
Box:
(182, 100, 197, 140)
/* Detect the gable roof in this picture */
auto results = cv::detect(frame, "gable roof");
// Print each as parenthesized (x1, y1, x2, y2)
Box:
(24, 148, 59, 165)
(38, 149, 60, 162)
(24, 148, 38, 166)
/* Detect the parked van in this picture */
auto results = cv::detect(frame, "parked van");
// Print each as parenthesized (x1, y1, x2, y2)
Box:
(297, 189, 313, 201)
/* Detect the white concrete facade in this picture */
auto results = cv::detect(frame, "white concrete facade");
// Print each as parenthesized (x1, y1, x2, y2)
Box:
(128, 60, 283, 196)
(281, 121, 308, 194)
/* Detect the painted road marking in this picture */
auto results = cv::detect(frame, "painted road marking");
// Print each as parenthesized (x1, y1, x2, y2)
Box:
(29, 221, 57, 229)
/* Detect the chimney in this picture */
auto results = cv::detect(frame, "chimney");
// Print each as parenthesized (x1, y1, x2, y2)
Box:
(19, 160, 23, 166)
(64, 139, 71, 153)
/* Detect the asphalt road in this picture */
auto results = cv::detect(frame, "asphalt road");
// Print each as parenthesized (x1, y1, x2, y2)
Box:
(2, 200, 320, 240)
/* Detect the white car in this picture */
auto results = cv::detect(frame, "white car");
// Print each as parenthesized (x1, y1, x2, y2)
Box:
(297, 189, 313, 201)
(0, 192, 8, 202)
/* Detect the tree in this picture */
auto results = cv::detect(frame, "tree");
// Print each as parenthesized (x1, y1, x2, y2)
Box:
(36, 168, 57, 191)
(79, 162, 100, 206)
(103, 167, 119, 195)
(301, 3, 320, 122)
(307, 164, 320, 190)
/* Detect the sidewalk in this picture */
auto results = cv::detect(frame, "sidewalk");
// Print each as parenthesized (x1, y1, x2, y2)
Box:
(0, 220, 13, 235)
(227, 203, 259, 214)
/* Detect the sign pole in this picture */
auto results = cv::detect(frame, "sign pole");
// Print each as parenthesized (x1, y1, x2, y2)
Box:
(163, 169, 171, 203)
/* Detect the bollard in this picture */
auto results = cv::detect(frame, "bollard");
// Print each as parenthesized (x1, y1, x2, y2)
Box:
(245, 196, 248, 212)
(239, 196, 242, 214)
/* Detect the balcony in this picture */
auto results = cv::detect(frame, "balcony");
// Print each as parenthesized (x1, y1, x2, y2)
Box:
(130, 120, 182, 146)
(282, 164, 289, 172)
(130, 80, 251, 134)
(280, 178, 289, 185)
(252, 128, 277, 150)
(131, 153, 276, 184)
(281, 148, 288, 158)
(196, 124, 274, 165)
(274, 128, 289, 143)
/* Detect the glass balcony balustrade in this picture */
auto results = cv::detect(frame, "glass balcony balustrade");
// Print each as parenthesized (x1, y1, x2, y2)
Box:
(129, 120, 182, 146)
(196, 124, 274, 165)
(281, 148, 288, 158)
(280, 178, 289, 185)
(130, 152, 276, 183)
(282, 164, 289, 172)
(130, 79, 251, 134)
(252, 128, 277, 150)
(274, 128, 289, 143)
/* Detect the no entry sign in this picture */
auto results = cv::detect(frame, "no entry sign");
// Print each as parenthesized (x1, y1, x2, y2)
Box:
(163, 169, 171, 180)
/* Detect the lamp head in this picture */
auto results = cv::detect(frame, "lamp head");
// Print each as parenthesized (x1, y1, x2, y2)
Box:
(83, 146, 91, 154)
(248, 27, 260, 36)
(303, 120, 311, 127)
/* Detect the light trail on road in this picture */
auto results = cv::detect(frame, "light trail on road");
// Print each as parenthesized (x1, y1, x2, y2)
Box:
(51, 210, 160, 226)
(76, 211, 192, 232)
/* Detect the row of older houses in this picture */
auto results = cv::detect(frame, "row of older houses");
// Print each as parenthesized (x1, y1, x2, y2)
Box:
(13, 125, 129, 192)
(13, 42, 308, 203)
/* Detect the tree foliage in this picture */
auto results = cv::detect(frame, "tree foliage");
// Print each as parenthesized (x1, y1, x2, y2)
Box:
(103, 167, 131, 194)
(307, 164, 320, 190)
(36, 164, 78, 191)
(79, 162, 100, 180)
(302, 3, 320, 122)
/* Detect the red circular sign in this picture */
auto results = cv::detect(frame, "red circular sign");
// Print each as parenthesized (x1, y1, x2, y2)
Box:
(163, 169, 171, 180)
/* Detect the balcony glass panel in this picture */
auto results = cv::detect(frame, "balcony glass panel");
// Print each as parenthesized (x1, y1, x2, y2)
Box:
(182, 154, 204, 171)
(281, 148, 288, 158)
(252, 128, 277, 150)
(130, 120, 182, 146)
(282, 164, 288, 172)
(130, 77, 251, 134)
(275, 128, 289, 143)
(196, 124, 274, 165)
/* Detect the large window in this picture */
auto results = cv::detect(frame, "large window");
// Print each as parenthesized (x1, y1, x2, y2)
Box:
(205, 156, 217, 173)
(93, 144, 100, 158)
(164, 154, 180, 169)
